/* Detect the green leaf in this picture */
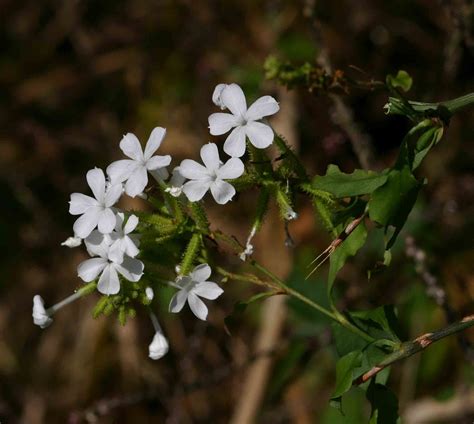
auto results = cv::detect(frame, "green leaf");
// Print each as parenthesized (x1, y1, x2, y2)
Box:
(331, 350, 363, 410)
(328, 221, 368, 300)
(395, 119, 443, 171)
(350, 305, 401, 342)
(332, 322, 370, 357)
(367, 382, 400, 424)
(313, 165, 389, 198)
(368, 167, 421, 248)
(386, 70, 412, 92)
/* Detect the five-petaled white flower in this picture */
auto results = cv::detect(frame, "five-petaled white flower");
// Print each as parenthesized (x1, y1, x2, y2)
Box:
(69, 168, 123, 239)
(32, 295, 53, 328)
(77, 240, 144, 295)
(107, 127, 171, 198)
(169, 263, 223, 321)
(208, 83, 280, 157)
(180, 143, 244, 204)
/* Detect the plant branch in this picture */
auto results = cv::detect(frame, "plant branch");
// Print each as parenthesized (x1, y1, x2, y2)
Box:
(209, 229, 375, 343)
(354, 314, 474, 385)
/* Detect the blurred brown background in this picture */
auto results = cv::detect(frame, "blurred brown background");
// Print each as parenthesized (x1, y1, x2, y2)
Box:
(0, 0, 473, 423)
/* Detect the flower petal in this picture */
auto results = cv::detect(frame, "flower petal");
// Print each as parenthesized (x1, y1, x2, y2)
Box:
(124, 166, 148, 197)
(69, 193, 98, 215)
(212, 83, 228, 109)
(208, 112, 239, 135)
(144, 127, 166, 160)
(73, 207, 102, 238)
(77, 258, 107, 282)
(221, 83, 247, 117)
(114, 212, 125, 232)
(150, 167, 169, 182)
(217, 158, 244, 180)
(123, 214, 139, 234)
(115, 256, 144, 282)
(169, 289, 188, 313)
(193, 281, 224, 300)
(146, 154, 172, 171)
(123, 236, 140, 257)
(210, 180, 236, 204)
(223, 126, 246, 158)
(246, 95, 280, 121)
(200, 143, 220, 172)
(98, 208, 116, 234)
(190, 263, 212, 282)
(85, 229, 105, 248)
(120, 133, 144, 161)
(187, 292, 208, 321)
(104, 183, 123, 207)
(179, 159, 210, 180)
(182, 180, 211, 202)
(108, 241, 125, 263)
(106, 159, 138, 184)
(245, 121, 274, 149)
(169, 166, 186, 187)
(85, 231, 111, 258)
(86, 168, 106, 204)
(97, 264, 121, 295)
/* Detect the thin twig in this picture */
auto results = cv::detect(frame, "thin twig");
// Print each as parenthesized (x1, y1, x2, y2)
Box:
(354, 314, 474, 385)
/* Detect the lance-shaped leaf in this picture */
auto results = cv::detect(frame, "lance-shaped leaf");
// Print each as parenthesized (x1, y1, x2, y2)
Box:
(330, 350, 363, 411)
(312, 165, 389, 198)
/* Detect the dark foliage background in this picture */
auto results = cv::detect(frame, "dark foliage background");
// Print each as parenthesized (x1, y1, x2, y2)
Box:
(0, 0, 473, 422)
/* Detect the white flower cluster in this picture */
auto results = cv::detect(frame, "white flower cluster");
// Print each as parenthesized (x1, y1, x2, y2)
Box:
(32, 83, 279, 360)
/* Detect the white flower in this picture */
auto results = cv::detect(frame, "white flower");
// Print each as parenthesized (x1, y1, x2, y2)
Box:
(77, 241, 144, 295)
(169, 263, 223, 321)
(164, 167, 186, 198)
(107, 127, 172, 198)
(61, 236, 82, 248)
(32, 295, 53, 328)
(208, 83, 280, 157)
(180, 143, 244, 204)
(146, 287, 154, 301)
(149, 330, 169, 360)
(69, 168, 122, 239)
(109, 212, 140, 257)
(84, 213, 139, 259)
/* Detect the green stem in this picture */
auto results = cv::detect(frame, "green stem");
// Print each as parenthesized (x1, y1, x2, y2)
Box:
(210, 229, 375, 343)
(386, 92, 474, 118)
(249, 260, 375, 343)
(409, 92, 474, 114)
(47, 282, 96, 315)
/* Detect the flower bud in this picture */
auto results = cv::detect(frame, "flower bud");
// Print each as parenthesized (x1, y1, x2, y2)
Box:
(32, 295, 53, 329)
(149, 331, 169, 360)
